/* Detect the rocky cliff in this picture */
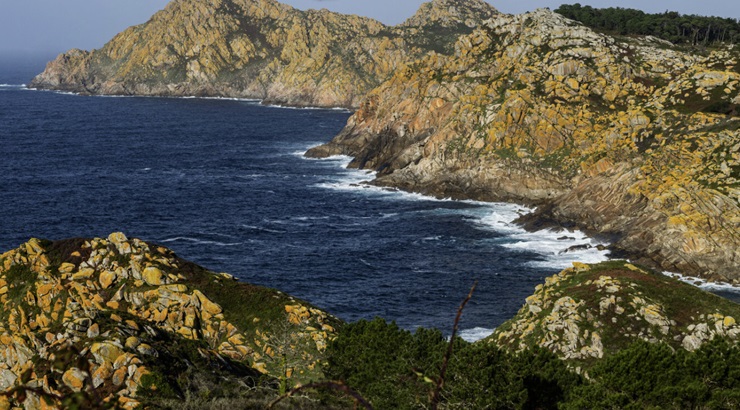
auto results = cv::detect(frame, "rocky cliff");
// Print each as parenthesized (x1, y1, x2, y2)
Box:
(29, 0, 497, 108)
(491, 261, 740, 366)
(307, 9, 740, 281)
(0, 234, 339, 409)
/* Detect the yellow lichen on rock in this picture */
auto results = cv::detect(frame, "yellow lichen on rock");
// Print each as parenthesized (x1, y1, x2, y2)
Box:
(30, 0, 498, 109)
(0, 235, 340, 408)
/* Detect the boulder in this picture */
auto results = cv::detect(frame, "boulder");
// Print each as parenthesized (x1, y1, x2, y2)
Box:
(142, 267, 164, 286)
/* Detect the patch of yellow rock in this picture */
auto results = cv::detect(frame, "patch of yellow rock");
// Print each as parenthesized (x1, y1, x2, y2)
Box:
(0, 234, 338, 409)
(493, 262, 740, 362)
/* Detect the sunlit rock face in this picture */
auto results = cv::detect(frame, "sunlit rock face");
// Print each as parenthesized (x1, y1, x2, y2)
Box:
(0, 234, 339, 409)
(30, 0, 498, 108)
(308, 9, 740, 280)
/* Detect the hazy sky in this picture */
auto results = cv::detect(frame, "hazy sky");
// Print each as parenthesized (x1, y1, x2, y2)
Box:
(1, 0, 739, 54)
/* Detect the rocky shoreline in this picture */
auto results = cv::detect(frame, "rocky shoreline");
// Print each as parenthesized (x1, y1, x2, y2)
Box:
(308, 143, 739, 285)
(29, 0, 740, 281)
(307, 9, 740, 282)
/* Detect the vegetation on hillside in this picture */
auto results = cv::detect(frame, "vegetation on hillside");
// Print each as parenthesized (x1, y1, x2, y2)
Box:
(324, 318, 740, 409)
(555, 3, 740, 46)
(1, 237, 739, 409)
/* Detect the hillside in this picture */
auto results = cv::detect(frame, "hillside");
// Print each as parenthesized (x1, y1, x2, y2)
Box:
(555, 4, 740, 46)
(0, 234, 339, 408)
(29, 0, 498, 108)
(2, 236, 738, 409)
(492, 261, 740, 364)
(307, 9, 740, 281)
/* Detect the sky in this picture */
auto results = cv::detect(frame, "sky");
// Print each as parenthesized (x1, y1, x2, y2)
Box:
(1, 0, 739, 55)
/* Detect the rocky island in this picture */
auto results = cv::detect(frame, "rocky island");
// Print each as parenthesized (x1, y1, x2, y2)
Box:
(29, 0, 497, 108)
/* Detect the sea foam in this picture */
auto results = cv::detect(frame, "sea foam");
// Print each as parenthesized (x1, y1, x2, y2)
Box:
(663, 271, 740, 294)
(159, 236, 243, 247)
(478, 207, 610, 269)
(305, 149, 611, 270)
(459, 327, 495, 342)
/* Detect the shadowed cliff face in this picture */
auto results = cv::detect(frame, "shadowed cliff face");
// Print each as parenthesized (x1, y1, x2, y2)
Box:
(307, 10, 740, 281)
(30, 0, 498, 108)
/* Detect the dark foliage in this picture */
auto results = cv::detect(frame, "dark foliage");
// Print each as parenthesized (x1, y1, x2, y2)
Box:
(325, 318, 582, 409)
(556, 3, 740, 45)
(562, 338, 740, 409)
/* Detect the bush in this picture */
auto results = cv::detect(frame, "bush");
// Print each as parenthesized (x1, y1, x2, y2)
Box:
(325, 319, 582, 409)
(562, 338, 740, 409)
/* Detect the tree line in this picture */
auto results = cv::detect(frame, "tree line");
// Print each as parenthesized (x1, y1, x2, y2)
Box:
(555, 3, 740, 46)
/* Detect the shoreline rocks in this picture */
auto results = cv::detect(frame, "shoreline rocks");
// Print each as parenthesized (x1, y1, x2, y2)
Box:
(307, 10, 740, 281)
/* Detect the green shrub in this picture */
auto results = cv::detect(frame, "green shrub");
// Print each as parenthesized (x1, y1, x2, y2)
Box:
(562, 338, 740, 409)
(325, 319, 582, 409)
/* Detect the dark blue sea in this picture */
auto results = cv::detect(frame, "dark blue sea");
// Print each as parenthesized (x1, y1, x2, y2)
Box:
(2, 54, 734, 339)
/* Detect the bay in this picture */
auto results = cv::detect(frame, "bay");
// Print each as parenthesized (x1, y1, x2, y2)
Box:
(0, 55, 628, 340)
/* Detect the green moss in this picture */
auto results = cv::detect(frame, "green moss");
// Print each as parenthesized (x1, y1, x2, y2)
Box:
(3, 264, 38, 311)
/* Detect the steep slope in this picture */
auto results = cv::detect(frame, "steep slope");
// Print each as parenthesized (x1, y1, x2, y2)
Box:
(0, 234, 339, 409)
(491, 261, 740, 366)
(307, 9, 740, 280)
(30, 0, 498, 108)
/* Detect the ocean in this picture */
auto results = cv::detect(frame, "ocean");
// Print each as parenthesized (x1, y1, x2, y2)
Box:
(1, 54, 734, 341)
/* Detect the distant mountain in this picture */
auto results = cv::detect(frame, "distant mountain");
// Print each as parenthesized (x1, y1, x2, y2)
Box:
(30, 0, 498, 108)
(308, 9, 740, 281)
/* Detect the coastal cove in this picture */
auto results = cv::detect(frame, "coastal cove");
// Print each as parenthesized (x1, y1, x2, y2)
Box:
(0, 59, 619, 340)
(3, 0, 740, 406)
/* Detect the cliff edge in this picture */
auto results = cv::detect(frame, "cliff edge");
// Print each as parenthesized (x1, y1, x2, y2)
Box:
(307, 9, 740, 281)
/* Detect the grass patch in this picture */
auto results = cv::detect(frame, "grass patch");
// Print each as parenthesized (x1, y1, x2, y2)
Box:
(3, 264, 39, 320)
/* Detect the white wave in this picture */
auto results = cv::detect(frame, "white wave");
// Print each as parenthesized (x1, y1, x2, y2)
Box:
(663, 271, 740, 294)
(293, 216, 330, 221)
(306, 152, 611, 270)
(0, 84, 25, 88)
(459, 327, 494, 342)
(264, 103, 351, 112)
(159, 237, 243, 246)
(241, 224, 286, 234)
(476, 204, 610, 269)
(29, 89, 78, 96)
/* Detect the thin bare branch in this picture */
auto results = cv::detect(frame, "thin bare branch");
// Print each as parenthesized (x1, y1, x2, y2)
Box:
(430, 281, 477, 410)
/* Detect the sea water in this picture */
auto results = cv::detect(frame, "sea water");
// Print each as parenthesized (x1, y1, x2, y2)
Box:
(1, 55, 734, 341)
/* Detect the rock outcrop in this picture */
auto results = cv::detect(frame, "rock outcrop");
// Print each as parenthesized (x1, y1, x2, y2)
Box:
(0, 234, 339, 409)
(307, 9, 740, 280)
(30, 0, 497, 108)
(492, 261, 740, 364)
